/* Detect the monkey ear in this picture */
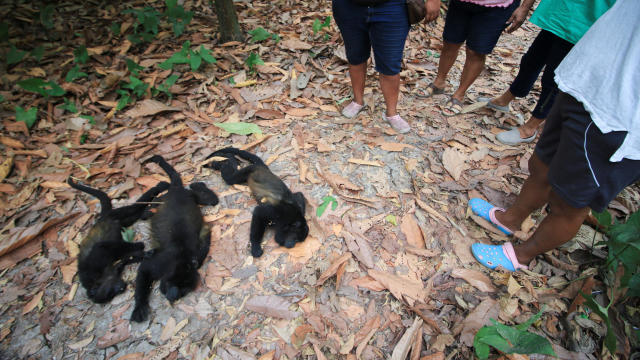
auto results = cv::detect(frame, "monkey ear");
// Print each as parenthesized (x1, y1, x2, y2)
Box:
(292, 192, 306, 214)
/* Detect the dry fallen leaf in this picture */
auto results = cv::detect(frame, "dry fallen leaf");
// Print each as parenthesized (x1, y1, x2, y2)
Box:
(0, 156, 14, 182)
(390, 317, 423, 360)
(316, 252, 352, 286)
(280, 39, 313, 50)
(68, 336, 93, 350)
(22, 290, 43, 315)
(442, 147, 469, 181)
(451, 268, 496, 292)
(245, 295, 300, 319)
(123, 99, 180, 118)
(368, 270, 427, 305)
(460, 298, 499, 346)
(400, 213, 424, 248)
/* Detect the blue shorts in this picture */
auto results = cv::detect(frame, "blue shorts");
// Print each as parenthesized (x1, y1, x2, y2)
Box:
(535, 92, 640, 212)
(442, 0, 520, 55)
(332, 0, 410, 75)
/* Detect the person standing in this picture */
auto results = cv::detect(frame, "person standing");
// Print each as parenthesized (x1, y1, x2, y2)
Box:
(481, 0, 615, 145)
(333, 0, 439, 133)
(419, 0, 534, 116)
(468, 0, 640, 272)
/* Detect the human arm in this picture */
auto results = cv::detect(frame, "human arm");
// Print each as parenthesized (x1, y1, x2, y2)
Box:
(504, 0, 535, 33)
(424, 0, 440, 23)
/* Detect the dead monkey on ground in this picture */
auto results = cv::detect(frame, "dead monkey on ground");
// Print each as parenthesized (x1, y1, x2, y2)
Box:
(68, 178, 169, 303)
(205, 147, 309, 257)
(131, 155, 218, 322)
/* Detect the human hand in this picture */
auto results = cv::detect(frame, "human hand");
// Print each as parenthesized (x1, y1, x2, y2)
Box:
(424, 0, 440, 23)
(505, 6, 527, 33)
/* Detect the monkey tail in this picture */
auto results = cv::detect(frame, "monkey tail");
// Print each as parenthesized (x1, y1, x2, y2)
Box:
(67, 178, 113, 215)
(147, 155, 183, 187)
(206, 147, 266, 166)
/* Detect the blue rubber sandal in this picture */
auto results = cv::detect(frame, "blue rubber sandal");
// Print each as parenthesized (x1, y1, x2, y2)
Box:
(471, 242, 527, 272)
(469, 198, 513, 235)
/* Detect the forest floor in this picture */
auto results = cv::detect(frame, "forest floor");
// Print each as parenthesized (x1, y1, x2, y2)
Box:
(0, 0, 639, 359)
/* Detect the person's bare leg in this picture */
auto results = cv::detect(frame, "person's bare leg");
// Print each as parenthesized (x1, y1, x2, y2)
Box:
(433, 41, 463, 89)
(513, 190, 590, 263)
(518, 116, 545, 138)
(349, 62, 367, 105)
(492, 89, 516, 107)
(495, 153, 551, 231)
(380, 73, 400, 116)
(451, 47, 486, 103)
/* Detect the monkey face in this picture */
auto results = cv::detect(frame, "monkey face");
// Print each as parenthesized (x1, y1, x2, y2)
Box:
(160, 262, 199, 303)
(89, 276, 127, 303)
(275, 219, 309, 248)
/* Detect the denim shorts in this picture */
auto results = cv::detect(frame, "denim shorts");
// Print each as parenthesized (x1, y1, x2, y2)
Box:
(442, 0, 520, 54)
(535, 92, 640, 212)
(332, 0, 410, 75)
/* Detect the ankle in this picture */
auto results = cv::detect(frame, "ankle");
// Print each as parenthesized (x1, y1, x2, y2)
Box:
(433, 78, 446, 89)
(495, 210, 520, 232)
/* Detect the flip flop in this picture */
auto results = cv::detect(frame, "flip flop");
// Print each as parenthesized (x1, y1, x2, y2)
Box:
(477, 97, 510, 113)
(441, 97, 463, 116)
(471, 242, 528, 271)
(469, 198, 513, 235)
(342, 101, 364, 118)
(496, 128, 538, 145)
(415, 82, 445, 98)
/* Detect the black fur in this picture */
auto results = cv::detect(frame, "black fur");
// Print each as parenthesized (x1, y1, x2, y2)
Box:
(68, 178, 169, 303)
(130, 155, 218, 322)
(205, 147, 309, 257)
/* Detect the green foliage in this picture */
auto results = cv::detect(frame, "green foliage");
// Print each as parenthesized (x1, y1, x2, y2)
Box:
(40, 4, 55, 30)
(152, 74, 179, 99)
(213, 122, 262, 136)
(582, 210, 640, 353)
(248, 27, 274, 43)
(80, 133, 89, 144)
(80, 114, 96, 125)
(0, 94, 4, 102)
(65, 65, 88, 82)
(58, 98, 78, 113)
(116, 89, 132, 111)
(74, 45, 89, 64)
(123, 7, 161, 44)
(316, 196, 338, 217)
(126, 58, 145, 76)
(121, 228, 135, 243)
(15, 106, 38, 129)
(164, 0, 193, 36)
(474, 309, 555, 359)
(0, 22, 8, 42)
(7, 45, 27, 65)
(245, 52, 264, 72)
(122, 76, 149, 98)
(18, 78, 65, 97)
(110, 22, 121, 36)
(159, 42, 215, 71)
(31, 46, 44, 62)
(312, 16, 332, 35)
(385, 214, 397, 226)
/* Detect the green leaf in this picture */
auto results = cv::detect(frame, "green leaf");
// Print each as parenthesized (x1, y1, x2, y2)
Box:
(15, 106, 38, 128)
(40, 4, 55, 29)
(494, 322, 555, 356)
(627, 272, 640, 298)
(271, 33, 281, 43)
(312, 19, 322, 34)
(116, 93, 132, 111)
(213, 122, 262, 136)
(515, 308, 544, 331)
(18, 78, 65, 97)
(0, 22, 8, 42)
(57, 98, 78, 113)
(0, 94, 4, 102)
(110, 22, 121, 36)
(7, 46, 27, 65)
(316, 196, 338, 217)
(154, 74, 179, 98)
(80, 133, 88, 144)
(249, 27, 272, 43)
(123, 76, 149, 97)
(126, 58, 145, 75)
(592, 209, 612, 232)
(199, 45, 217, 64)
(80, 114, 95, 125)
(322, 16, 332, 28)
(65, 64, 88, 82)
(581, 291, 617, 353)
(385, 214, 397, 226)
(121, 228, 135, 243)
(74, 45, 89, 64)
(189, 52, 202, 71)
(31, 46, 45, 62)
(245, 52, 264, 71)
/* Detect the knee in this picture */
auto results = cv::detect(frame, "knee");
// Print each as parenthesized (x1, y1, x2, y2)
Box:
(465, 48, 486, 61)
(528, 153, 548, 179)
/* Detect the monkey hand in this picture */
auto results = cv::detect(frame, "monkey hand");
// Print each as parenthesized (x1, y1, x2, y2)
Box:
(250, 246, 264, 258)
(131, 304, 149, 322)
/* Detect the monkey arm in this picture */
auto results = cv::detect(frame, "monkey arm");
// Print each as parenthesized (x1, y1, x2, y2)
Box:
(249, 205, 277, 257)
(189, 182, 219, 206)
(196, 226, 212, 266)
(116, 182, 170, 227)
(131, 254, 168, 322)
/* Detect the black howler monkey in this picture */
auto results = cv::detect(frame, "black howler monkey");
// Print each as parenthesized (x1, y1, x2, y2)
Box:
(68, 178, 170, 303)
(205, 147, 309, 258)
(130, 155, 218, 322)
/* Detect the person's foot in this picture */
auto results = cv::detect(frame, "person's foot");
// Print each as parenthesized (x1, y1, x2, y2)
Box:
(496, 128, 538, 145)
(383, 113, 410, 133)
(478, 97, 510, 112)
(471, 242, 528, 271)
(442, 96, 463, 116)
(469, 198, 513, 235)
(415, 82, 445, 98)
(341, 101, 364, 118)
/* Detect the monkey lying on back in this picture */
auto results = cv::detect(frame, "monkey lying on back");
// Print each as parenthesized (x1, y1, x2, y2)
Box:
(205, 147, 309, 257)
(131, 155, 219, 322)
(68, 178, 169, 303)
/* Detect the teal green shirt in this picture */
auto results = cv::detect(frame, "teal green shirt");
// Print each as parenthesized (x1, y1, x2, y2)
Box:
(529, 0, 616, 44)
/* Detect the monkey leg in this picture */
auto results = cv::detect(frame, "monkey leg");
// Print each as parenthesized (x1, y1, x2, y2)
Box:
(195, 225, 212, 266)
(131, 256, 165, 322)
(292, 192, 307, 214)
(189, 182, 219, 206)
(249, 205, 276, 257)
(218, 162, 256, 186)
(116, 182, 170, 226)
(119, 242, 146, 266)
